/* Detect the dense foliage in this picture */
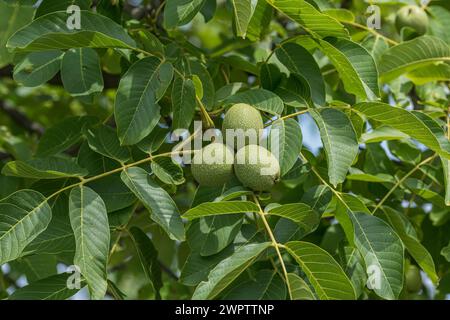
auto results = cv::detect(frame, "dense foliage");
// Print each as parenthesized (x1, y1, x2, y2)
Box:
(0, 0, 450, 300)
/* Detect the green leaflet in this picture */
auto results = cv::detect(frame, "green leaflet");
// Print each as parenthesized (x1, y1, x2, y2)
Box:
(129, 227, 163, 299)
(187, 214, 244, 256)
(121, 167, 185, 241)
(61, 48, 104, 97)
(224, 270, 286, 299)
(275, 42, 325, 106)
(379, 36, 450, 82)
(13, 50, 64, 87)
(7, 10, 136, 52)
(8, 273, 80, 300)
(382, 207, 438, 283)
(84, 124, 131, 163)
(183, 201, 259, 220)
(192, 242, 271, 299)
(350, 212, 404, 300)
(224, 88, 285, 115)
(171, 75, 196, 130)
(355, 102, 450, 159)
(267, 0, 348, 38)
(36, 116, 98, 157)
(69, 186, 110, 300)
(0, 0, 35, 67)
(2, 156, 88, 179)
(164, 0, 206, 28)
(316, 38, 380, 100)
(268, 118, 303, 176)
(0, 190, 52, 265)
(287, 273, 316, 300)
(284, 241, 356, 300)
(115, 56, 173, 145)
(231, 0, 254, 38)
(310, 108, 359, 187)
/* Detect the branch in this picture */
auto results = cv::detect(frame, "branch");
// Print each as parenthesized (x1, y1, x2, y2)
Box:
(252, 194, 293, 300)
(0, 100, 44, 136)
(0, 152, 12, 161)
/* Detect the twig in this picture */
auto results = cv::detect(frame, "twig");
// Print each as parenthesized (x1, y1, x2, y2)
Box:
(252, 194, 293, 300)
(372, 155, 437, 214)
(342, 21, 398, 46)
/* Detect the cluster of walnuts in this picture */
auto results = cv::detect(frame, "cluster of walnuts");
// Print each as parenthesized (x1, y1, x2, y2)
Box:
(191, 104, 281, 192)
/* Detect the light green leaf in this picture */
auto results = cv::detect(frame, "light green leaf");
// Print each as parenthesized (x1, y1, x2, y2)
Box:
(224, 270, 286, 299)
(0, 190, 52, 265)
(87, 174, 136, 212)
(35, 0, 91, 17)
(129, 227, 163, 299)
(268, 203, 319, 233)
(246, 0, 272, 41)
(7, 10, 137, 52)
(172, 76, 196, 130)
(231, 0, 254, 38)
(183, 201, 259, 220)
(267, 0, 348, 38)
(0, 0, 35, 67)
(192, 242, 271, 299)
(61, 48, 104, 97)
(136, 127, 170, 155)
(269, 118, 303, 176)
(284, 241, 356, 300)
(287, 273, 316, 300)
(8, 273, 80, 300)
(361, 126, 409, 144)
(164, 0, 206, 29)
(341, 246, 366, 299)
(224, 88, 284, 115)
(69, 186, 110, 300)
(275, 42, 325, 106)
(13, 50, 64, 87)
(317, 38, 379, 100)
(379, 36, 450, 82)
(274, 185, 332, 243)
(84, 124, 130, 163)
(23, 192, 74, 256)
(36, 116, 98, 157)
(180, 225, 261, 286)
(115, 56, 173, 145)
(350, 212, 404, 300)
(323, 8, 355, 22)
(382, 207, 438, 283)
(151, 157, 185, 185)
(121, 167, 185, 241)
(310, 108, 359, 187)
(187, 214, 244, 256)
(406, 63, 450, 85)
(354, 102, 450, 159)
(2, 156, 88, 179)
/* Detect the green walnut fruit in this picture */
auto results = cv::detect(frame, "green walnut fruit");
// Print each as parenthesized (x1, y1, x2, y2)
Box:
(395, 5, 429, 36)
(234, 145, 280, 192)
(405, 265, 422, 293)
(222, 103, 264, 148)
(191, 143, 234, 187)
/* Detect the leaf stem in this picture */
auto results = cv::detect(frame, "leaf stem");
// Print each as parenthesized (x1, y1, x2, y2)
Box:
(265, 109, 310, 127)
(196, 96, 215, 129)
(252, 194, 292, 299)
(342, 21, 398, 46)
(45, 132, 199, 203)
